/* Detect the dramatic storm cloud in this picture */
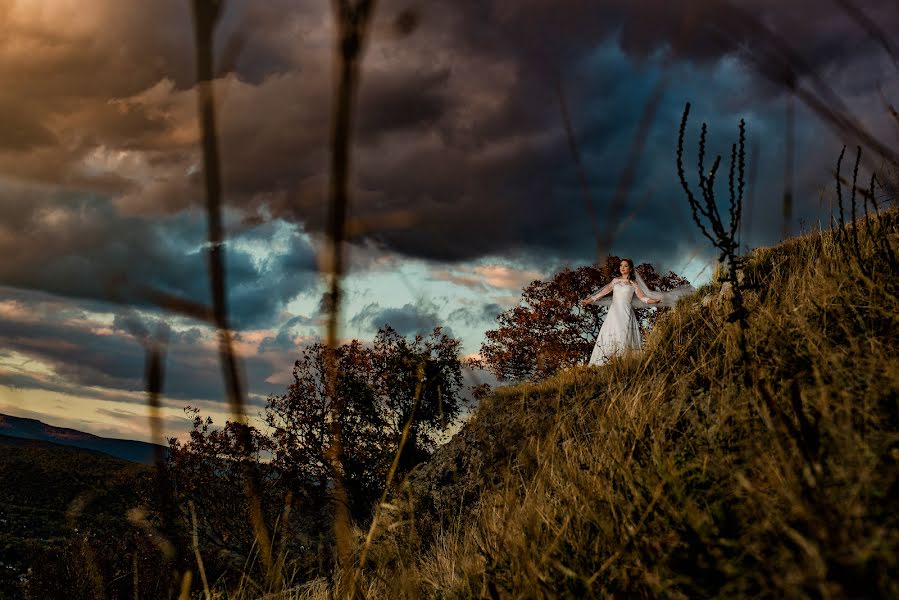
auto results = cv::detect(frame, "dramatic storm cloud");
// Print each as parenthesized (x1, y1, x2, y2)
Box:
(0, 0, 896, 439)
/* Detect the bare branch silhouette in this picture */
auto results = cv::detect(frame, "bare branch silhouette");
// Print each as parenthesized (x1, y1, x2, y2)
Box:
(677, 102, 749, 350)
(832, 145, 898, 275)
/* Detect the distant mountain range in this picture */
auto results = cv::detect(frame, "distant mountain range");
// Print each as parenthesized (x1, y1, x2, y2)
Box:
(0, 413, 166, 465)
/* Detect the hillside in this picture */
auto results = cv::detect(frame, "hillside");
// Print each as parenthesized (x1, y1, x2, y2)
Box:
(332, 213, 899, 598)
(0, 413, 166, 465)
(0, 435, 152, 599)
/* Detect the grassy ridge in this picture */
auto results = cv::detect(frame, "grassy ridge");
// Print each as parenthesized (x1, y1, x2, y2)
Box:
(324, 214, 899, 598)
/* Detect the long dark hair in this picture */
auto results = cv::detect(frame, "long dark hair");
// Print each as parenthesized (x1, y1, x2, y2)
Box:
(619, 258, 636, 281)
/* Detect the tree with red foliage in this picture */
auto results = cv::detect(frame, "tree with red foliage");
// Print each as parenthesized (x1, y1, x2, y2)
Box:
(264, 326, 464, 517)
(166, 410, 281, 569)
(265, 338, 386, 520)
(163, 326, 467, 585)
(479, 257, 690, 382)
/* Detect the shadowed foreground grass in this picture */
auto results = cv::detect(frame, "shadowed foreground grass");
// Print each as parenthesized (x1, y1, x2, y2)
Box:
(273, 212, 899, 599)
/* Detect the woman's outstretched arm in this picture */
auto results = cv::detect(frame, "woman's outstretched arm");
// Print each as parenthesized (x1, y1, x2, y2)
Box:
(581, 280, 616, 305)
(632, 281, 661, 304)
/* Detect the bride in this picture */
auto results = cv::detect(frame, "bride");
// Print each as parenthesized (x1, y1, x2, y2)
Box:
(581, 258, 692, 366)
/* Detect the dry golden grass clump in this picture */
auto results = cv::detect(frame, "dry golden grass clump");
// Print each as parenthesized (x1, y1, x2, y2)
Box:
(297, 210, 899, 599)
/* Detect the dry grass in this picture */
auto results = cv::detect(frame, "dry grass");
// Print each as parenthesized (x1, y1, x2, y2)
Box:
(272, 211, 899, 599)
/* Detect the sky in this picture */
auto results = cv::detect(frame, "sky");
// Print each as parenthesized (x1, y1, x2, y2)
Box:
(1, 0, 897, 442)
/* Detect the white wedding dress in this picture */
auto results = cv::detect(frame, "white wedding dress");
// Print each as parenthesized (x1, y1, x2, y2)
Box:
(588, 280, 643, 365)
(583, 272, 695, 366)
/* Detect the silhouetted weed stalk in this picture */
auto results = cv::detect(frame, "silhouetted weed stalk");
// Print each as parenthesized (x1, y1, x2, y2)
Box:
(676, 102, 749, 351)
(833, 145, 899, 276)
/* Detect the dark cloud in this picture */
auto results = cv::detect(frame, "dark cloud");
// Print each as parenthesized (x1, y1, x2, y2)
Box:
(0, 295, 287, 405)
(356, 67, 453, 142)
(95, 407, 141, 420)
(112, 313, 175, 344)
(257, 314, 319, 354)
(2, 0, 895, 270)
(350, 302, 451, 338)
(0, 187, 318, 329)
(447, 1, 899, 72)
(448, 303, 503, 328)
(482, 303, 503, 321)
(0, 370, 119, 404)
(0, 188, 200, 300)
(0, 101, 58, 151)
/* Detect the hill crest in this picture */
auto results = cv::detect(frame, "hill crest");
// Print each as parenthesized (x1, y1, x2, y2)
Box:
(0, 413, 166, 465)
